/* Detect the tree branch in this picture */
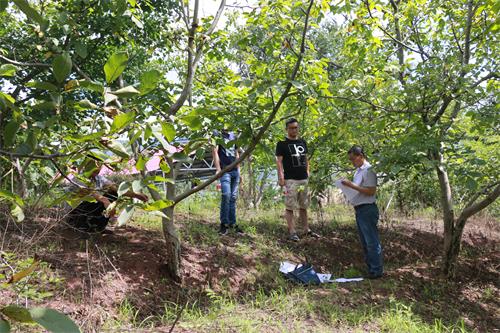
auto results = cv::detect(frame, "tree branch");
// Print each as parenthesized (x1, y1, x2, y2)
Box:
(167, 0, 226, 116)
(458, 183, 500, 222)
(0, 54, 50, 68)
(173, 0, 315, 204)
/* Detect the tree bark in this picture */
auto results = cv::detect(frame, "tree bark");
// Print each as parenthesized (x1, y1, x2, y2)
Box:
(162, 157, 182, 282)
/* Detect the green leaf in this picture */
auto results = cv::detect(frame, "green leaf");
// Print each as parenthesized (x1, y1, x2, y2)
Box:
(180, 115, 202, 130)
(12, 0, 47, 28)
(161, 123, 176, 142)
(77, 99, 98, 110)
(3, 120, 20, 147)
(0, 0, 8, 12)
(1, 305, 34, 323)
(74, 41, 88, 59)
(26, 81, 58, 91)
(117, 205, 135, 226)
(104, 51, 128, 84)
(0, 64, 17, 77)
(78, 80, 104, 93)
(0, 319, 10, 333)
(117, 182, 131, 196)
(111, 86, 140, 98)
(136, 155, 146, 171)
(139, 69, 161, 94)
(52, 52, 72, 83)
(11, 205, 24, 222)
(0, 189, 24, 207)
(107, 140, 130, 158)
(29, 308, 81, 333)
(111, 111, 136, 132)
(32, 101, 57, 111)
(144, 200, 173, 211)
(104, 92, 118, 106)
(131, 179, 142, 193)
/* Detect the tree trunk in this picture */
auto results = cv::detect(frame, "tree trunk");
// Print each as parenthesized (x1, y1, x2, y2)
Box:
(433, 150, 458, 277)
(442, 217, 466, 277)
(162, 157, 182, 282)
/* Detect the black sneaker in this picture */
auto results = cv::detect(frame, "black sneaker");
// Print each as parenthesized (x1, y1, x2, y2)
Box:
(306, 230, 320, 238)
(232, 225, 245, 235)
(288, 233, 300, 242)
(218, 224, 228, 236)
(366, 273, 383, 280)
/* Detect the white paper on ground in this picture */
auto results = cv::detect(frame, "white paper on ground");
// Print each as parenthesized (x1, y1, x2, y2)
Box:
(333, 277, 364, 282)
(279, 261, 301, 274)
(335, 179, 358, 204)
(317, 273, 332, 283)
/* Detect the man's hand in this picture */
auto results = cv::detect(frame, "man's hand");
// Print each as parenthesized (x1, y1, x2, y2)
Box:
(278, 177, 285, 187)
(341, 179, 354, 188)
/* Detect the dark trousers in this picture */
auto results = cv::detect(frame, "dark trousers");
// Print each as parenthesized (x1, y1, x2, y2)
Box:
(355, 203, 383, 275)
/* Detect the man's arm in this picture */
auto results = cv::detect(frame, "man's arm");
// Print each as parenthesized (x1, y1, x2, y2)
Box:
(341, 180, 376, 196)
(212, 146, 221, 173)
(276, 155, 285, 186)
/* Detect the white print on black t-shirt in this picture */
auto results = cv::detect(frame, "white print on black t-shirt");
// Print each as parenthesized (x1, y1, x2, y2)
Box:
(288, 144, 306, 167)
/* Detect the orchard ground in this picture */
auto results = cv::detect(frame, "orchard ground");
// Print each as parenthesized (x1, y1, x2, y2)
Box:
(1, 195, 498, 333)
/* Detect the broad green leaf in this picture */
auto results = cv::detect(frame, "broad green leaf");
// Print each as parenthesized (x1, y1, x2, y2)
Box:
(11, 205, 25, 222)
(131, 180, 142, 193)
(139, 69, 161, 94)
(180, 115, 202, 130)
(77, 99, 98, 110)
(0, 64, 17, 77)
(104, 92, 118, 106)
(0, 0, 8, 12)
(78, 80, 104, 93)
(0, 92, 15, 104)
(12, 0, 47, 28)
(0, 189, 24, 206)
(52, 52, 72, 83)
(32, 101, 57, 111)
(111, 111, 136, 132)
(29, 308, 81, 333)
(1, 305, 34, 323)
(117, 182, 131, 196)
(152, 131, 169, 150)
(26, 81, 58, 91)
(117, 205, 135, 226)
(74, 41, 87, 59)
(112, 86, 140, 98)
(161, 123, 176, 142)
(104, 51, 128, 84)
(0, 319, 10, 333)
(135, 155, 146, 171)
(107, 140, 130, 158)
(3, 120, 20, 147)
(144, 199, 173, 211)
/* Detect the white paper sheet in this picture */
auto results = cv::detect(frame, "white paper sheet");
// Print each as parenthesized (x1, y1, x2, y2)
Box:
(335, 179, 358, 204)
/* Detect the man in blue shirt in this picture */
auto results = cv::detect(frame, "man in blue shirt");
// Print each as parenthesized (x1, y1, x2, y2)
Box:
(213, 130, 244, 236)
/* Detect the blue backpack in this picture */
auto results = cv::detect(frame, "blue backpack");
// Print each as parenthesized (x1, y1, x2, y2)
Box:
(284, 263, 321, 285)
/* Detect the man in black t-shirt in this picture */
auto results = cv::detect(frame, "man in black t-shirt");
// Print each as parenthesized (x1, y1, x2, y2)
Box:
(275, 118, 319, 241)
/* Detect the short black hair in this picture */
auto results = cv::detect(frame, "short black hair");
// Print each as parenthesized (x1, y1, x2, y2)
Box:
(285, 118, 299, 128)
(348, 145, 365, 157)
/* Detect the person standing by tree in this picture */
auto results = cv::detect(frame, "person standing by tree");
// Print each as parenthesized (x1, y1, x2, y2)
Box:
(341, 145, 383, 279)
(275, 118, 319, 241)
(213, 130, 244, 236)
